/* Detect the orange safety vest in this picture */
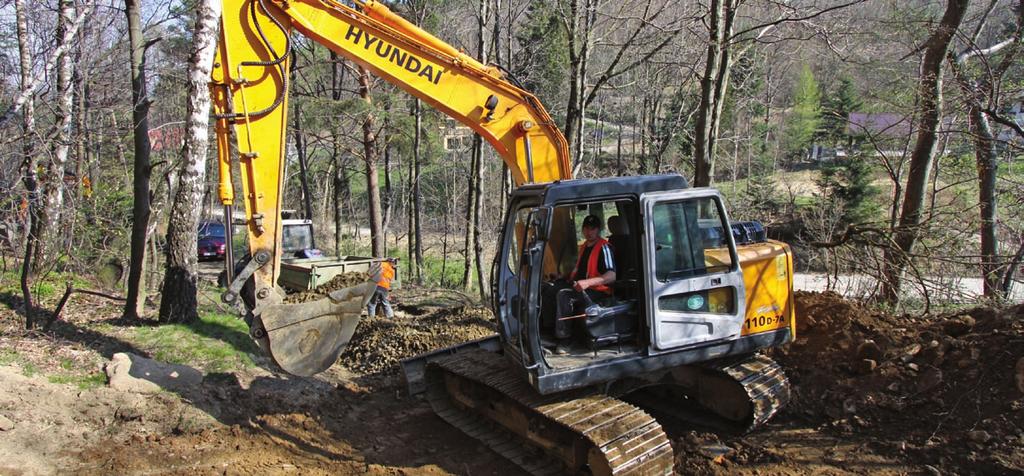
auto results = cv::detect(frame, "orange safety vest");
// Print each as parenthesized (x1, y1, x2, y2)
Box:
(570, 238, 612, 295)
(376, 261, 395, 290)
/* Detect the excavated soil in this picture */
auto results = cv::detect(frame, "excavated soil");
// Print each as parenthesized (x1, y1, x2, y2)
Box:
(284, 272, 497, 377)
(672, 291, 1024, 475)
(2, 273, 1022, 475)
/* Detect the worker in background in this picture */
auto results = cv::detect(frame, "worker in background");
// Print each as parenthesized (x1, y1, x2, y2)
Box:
(543, 214, 616, 354)
(367, 257, 397, 318)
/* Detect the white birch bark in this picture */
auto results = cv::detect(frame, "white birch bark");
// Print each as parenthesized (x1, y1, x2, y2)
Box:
(159, 0, 223, 322)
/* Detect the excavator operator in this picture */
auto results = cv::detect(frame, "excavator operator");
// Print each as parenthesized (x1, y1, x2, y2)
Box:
(542, 215, 616, 354)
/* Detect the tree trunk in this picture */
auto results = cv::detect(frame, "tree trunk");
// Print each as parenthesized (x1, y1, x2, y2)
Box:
(33, 0, 76, 271)
(123, 0, 154, 320)
(15, 0, 38, 328)
(0, 2, 91, 128)
(412, 99, 423, 283)
(461, 146, 477, 291)
(881, 0, 969, 305)
(382, 98, 393, 253)
(693, 0, 737, 187)
(357, 67, 385, 258)
(472, 0, 489, 301)
(971, 105, 999, 297)
(158, 0, 221, 324)
(333, 152, 347, 256)
(330, 51, 347, 256)
(293, 102, 314, 222)
(472, 137, 487, 301)
(562, 0, 583, 165)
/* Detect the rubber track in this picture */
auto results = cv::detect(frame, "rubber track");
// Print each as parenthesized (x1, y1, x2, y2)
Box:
(700, 353, 790, 431)
(424, 350, 674, 475)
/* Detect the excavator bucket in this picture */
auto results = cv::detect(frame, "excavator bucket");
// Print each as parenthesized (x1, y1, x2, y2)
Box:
(254, 281, 378, 376)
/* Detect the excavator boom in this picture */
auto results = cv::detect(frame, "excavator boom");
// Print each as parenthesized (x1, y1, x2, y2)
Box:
(211, 0, 570, 375)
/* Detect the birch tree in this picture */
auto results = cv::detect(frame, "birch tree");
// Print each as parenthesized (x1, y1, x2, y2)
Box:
(159, 0, 223, 323)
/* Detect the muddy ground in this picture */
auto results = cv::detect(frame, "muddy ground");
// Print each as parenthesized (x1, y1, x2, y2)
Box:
(0, 272, 1021, 475)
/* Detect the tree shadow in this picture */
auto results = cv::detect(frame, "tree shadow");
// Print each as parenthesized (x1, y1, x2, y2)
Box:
(0, 289, 504, 473)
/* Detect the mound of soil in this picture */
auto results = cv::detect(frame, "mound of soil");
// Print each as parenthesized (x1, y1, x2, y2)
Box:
(283, 272, 497, 377)
(340, 305, 495, 375)
(283, 272, 373, 304)
(769, 291, 1024, 474)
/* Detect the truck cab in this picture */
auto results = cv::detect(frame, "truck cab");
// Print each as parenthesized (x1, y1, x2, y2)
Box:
(492, 174, 795, 394)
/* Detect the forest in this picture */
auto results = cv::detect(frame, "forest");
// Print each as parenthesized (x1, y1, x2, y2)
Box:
(0, 0, 1022, 474)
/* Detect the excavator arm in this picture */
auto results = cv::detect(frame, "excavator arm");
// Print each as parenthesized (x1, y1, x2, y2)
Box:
(211, 0, 571, 376)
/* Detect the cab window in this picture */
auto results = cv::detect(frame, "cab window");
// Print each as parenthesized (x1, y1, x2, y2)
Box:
(652, 197, 733, 281)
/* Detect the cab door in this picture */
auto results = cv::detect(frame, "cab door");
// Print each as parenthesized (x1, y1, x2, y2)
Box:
(640, 189, 746, 352)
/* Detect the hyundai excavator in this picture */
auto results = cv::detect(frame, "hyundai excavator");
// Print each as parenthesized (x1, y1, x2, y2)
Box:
(212, 1, 795, 474)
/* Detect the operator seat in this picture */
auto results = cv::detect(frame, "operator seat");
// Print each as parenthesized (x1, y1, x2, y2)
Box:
(607, 216, 637, 283)
(580, 215, 639, 349)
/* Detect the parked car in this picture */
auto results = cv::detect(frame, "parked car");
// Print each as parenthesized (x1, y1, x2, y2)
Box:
(198, 221, 227, 261)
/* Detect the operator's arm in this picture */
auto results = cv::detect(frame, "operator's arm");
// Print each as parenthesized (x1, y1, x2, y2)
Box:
(574, 271, 616, 292)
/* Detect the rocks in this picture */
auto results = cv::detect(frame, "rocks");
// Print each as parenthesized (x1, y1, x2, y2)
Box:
(1016, 358, 1024, 394)
(0, 415, 14, 431)
(902, 343, 922, 363)
(105, 353, 203, 394)
(340, 308, 494, 375)
(942, 315, 975, 337)
(284, 272, 371, 304)
(856, 340, 884, 361)
(967, 430, 991, 444)
(916, 366, 943, 393)
(855, 359, 878, 374)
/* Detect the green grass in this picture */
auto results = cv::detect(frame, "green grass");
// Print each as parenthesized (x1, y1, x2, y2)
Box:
(20, 361, 38, 377)
(0, 349, 18, 366)
(48, 372, 107, 390)
(0, 269, 90, 303)
(336, 237, 471, 290)
(128, 312, 257, 372)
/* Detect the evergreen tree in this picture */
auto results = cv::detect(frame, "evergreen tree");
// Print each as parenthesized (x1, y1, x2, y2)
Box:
(816, 146, 878, 224)
(781, 65, 821, 162)
(819, 75, 862, 147)
(512, 2, 569, 117)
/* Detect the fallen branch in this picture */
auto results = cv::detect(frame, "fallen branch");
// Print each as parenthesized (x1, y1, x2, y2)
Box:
(44, 282, 128, 331)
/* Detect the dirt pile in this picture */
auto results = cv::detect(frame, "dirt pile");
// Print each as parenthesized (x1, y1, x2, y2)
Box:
(770, 291, 1024, 473)
(340, 305, 495, 375)
(283, 272, 372, 303)
(283, 272, 496, 377)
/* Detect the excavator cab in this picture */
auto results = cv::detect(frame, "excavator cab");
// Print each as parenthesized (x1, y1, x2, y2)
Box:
(493, 174, 790, 395)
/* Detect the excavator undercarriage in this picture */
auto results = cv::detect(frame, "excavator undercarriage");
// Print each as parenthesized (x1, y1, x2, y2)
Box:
(419, 349, 789, 475)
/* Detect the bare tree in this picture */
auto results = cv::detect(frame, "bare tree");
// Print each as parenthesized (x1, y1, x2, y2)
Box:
(123, 0, 157, 320)
(357, 67, 386, 258)
(881, 0, 970, 305)
(159, 0, 222, 323)
(32, 0, 77, 270)
(947, 0, 1023, 299)
(16, 0, 39, 328)
(558, 0, 682, 166)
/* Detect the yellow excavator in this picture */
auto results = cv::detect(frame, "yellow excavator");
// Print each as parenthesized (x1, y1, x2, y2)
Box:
(212, 1, 795, 474)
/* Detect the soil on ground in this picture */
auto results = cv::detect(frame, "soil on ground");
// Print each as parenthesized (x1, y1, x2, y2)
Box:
(1, 271, 1021, 475)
